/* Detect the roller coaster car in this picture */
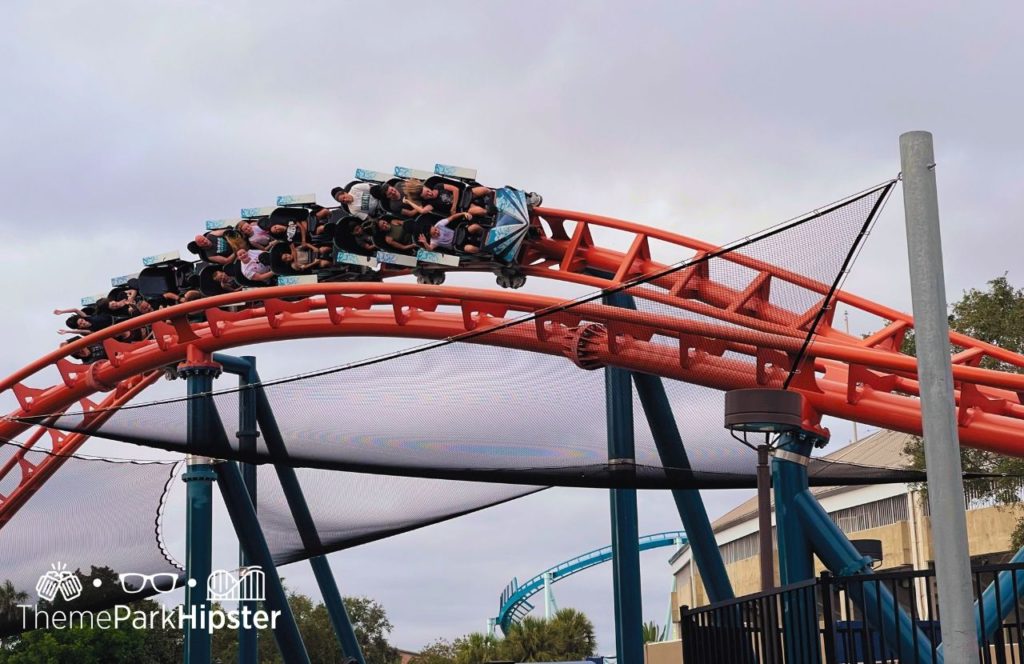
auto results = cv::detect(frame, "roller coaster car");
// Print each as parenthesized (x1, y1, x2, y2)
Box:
(136, 260, 194, 299)
(483, 187, 532, 263)
(264, 206, 311, 226)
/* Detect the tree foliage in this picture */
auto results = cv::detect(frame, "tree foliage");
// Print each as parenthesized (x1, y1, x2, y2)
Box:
(901, 276, 1024, 548)
(410, 608, 596, 664)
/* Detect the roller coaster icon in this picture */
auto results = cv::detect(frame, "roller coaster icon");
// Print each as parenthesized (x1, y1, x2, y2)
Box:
(207, 567, 266, 602)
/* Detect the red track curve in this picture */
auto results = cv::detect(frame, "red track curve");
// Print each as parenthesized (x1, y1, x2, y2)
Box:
(2, 205, 1023, 528)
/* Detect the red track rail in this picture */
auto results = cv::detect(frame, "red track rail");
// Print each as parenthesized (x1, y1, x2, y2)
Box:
(2, 205, 1023, 528)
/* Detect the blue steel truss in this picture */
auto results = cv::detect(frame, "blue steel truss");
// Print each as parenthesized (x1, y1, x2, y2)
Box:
(496, 531, 687, 634)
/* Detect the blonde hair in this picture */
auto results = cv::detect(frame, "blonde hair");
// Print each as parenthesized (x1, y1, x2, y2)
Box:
(225, 229, 249, 253)
(402, 178, 425, 202)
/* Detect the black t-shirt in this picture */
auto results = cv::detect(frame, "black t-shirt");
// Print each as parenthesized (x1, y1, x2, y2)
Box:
(431, 187, 456, 215)
(208, 233, 233, 257)
(85, 313, 113, 330)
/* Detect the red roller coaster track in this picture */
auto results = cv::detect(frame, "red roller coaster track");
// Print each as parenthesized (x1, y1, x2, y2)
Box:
(2, 206, 1023, 529)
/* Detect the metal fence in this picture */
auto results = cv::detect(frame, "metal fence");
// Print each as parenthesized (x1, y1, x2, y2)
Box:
(679, 561, 1024, 663)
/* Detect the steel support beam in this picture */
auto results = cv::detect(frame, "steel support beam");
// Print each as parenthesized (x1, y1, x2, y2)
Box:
(251, 382, 367, 664)
(180, 360, 220, 664)
(756, 444, 773, 591)
(213, 458, 311, 664)
(901, 130, 979, 662)
(213, 353, 365, 662)
(632, 371, 735, 602)
(603, 290, 643, 664)
(236, 356, 259, 663)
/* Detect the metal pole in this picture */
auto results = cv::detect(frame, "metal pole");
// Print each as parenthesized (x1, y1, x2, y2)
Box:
(180, 359, 220, 664)
(213, 459, 311, 664)
(603, 290, 644, 664)
(900, 130, 980, 661)
(237, 356, 259, 664)
(632, 371, 734, 602)
(543, 572, 554, 619)
(756, 444, 774, 591)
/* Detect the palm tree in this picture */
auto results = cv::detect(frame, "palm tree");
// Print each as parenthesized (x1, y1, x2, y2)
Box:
(453, 632, 500, 664)
(0, 580, 28, 622)
(499, 615, 556, 662)
(548, 608, 597, 658)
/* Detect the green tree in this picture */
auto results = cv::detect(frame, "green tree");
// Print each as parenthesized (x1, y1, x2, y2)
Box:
(901, 276, 1024, 547)
(499, 616, 555, 662)
(343, 596, 399, 664)
(212, 592, 398, 663)
(547, 608, 596, 658)
(408, 638, 456, 664)
(0, 581, 28, 625)
(452, 632, 500, 664)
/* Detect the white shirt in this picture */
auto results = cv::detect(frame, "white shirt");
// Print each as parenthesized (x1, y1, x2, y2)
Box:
(428, 219, 455, 250)
(241, 250, 272, 280)
(249, 225, 273, 248)
(347, 182, 382, 221)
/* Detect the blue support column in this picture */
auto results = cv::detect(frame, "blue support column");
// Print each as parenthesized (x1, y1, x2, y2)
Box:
(214, 459, 311, 664)
(179, 361, 221, 664)
(236, 356, 259, 664)
(771, 431, 818, 664)
(772, 432, 816, 586)
(776, 430, 936, 663)
(213, 353, 365, 664)
(976, 544, 1024, 643)
(632, 371, 734, 603)
(603, 291, 643, 664)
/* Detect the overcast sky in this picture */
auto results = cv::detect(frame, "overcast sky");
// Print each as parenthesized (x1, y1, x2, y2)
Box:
(2, 0, 1024, 655)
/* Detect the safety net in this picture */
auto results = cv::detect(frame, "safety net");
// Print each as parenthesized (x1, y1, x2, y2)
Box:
(13, 180, 929, 489)
(0, 444, 540, 635)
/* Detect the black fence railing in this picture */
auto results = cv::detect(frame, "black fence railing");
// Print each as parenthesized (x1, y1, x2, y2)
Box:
(679, 561, 1024, 663)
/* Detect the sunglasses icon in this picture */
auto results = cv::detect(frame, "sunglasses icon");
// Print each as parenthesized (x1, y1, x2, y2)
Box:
(118, 572, 179, 594)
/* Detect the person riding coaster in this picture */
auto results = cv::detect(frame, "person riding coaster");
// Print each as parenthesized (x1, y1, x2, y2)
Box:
(403, 177, 494, 218)
(415, 211, 484, 254)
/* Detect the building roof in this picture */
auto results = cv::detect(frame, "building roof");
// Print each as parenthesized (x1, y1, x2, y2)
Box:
(670, 430, 916, 564)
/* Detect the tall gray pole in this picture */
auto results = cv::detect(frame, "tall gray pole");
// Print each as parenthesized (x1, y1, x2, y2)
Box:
(900, 130, 979, 662)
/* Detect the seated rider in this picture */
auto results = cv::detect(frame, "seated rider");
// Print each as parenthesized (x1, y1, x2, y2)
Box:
(317, 186, 355, 220)
(61, 336, 108, 363)
(281, 242, 333, 272)
(211, 269, 241, 292)
(235, 221, 274, 249)
(372, 183, 417, 217)
(417, 212, 483, 254)
(235, 248, 276, 282)
(188, 231, 237, 265)
(342, 181, 384, 221)
(403, 179, 494, 218)
(54, 307, 113, 336)
(375, 217, 423, 253)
